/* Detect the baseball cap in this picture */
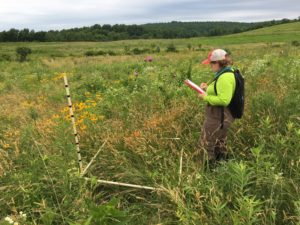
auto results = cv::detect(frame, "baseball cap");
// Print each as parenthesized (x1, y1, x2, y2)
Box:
(201, 49, 227, 64)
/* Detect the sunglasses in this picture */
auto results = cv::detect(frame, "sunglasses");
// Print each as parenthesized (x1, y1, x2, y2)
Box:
(210, 61, 218, 64)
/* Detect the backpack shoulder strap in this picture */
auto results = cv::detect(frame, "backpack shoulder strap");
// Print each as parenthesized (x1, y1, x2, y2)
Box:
(213, 68, 235, 95)
(213, 68, 235, 129)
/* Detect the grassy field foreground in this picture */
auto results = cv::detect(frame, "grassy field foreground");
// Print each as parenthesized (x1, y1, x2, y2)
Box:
(0, 23, 300, 224)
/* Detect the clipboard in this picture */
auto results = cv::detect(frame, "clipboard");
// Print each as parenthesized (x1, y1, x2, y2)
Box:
(184, 79, 205, 94)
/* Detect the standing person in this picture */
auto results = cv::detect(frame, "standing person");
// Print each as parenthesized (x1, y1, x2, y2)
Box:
(197, 49, 239, 166)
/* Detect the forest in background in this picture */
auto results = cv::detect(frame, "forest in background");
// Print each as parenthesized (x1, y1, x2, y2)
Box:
(0, 17, 299, 42)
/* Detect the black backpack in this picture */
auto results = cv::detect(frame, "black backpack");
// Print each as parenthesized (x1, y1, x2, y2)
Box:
(213, 68, 245, 127)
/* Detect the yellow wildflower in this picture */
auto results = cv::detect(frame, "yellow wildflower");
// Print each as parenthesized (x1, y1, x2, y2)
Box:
(77, 102, 87, 111)
(52, 114, 60, 119)
(2, 143, 10, 149)
(53, 72, 67, 81)
(80, 124, 87, 131)
(90, 114, 98, 122)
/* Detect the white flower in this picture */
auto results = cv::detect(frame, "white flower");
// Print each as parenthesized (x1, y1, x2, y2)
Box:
(4, 216, 14, 224)
(19, 211, 27, 219)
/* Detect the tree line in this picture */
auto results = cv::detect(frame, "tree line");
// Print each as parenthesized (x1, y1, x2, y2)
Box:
(0, 18, 299, 42)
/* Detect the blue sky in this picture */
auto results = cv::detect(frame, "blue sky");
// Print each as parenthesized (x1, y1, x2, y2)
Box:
(0, 0, 299, 31)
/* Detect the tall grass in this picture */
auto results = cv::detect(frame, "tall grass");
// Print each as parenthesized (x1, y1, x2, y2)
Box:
(0, 41, 299, 224)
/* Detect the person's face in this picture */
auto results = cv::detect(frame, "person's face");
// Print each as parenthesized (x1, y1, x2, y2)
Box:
(210, 61, 221, 72)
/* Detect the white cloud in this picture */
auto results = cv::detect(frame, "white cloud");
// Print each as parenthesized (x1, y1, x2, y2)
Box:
(0, 0, 299, 30)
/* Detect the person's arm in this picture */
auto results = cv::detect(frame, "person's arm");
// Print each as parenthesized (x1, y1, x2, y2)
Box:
(203, 73, 235, 106)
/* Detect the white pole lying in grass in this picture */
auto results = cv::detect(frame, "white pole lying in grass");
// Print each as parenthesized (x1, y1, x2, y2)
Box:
(84, 177, 160, 191)
(160, 137, 181, 140)
(178, 148, 183, 185)
(81, 140, 107, 176)
(63, 75, 83, 173)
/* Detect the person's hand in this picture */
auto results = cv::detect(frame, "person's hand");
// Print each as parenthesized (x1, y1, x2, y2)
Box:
(200, 82, 208, 91)
(198, 92, 207, 100)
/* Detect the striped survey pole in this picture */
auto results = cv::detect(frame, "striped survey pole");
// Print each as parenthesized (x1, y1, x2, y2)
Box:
(63, 74, 83, 172)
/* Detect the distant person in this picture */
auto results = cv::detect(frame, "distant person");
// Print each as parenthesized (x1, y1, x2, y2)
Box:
(197, 49, 244, 167)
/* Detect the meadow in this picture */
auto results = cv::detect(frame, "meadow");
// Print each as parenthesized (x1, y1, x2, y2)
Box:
(0, 22, 299, 224)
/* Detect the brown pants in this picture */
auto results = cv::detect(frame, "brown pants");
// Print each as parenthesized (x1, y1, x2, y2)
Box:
(197, 105, 235, 162)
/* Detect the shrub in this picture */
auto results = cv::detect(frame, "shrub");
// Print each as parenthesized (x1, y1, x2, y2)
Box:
(97, 50, 107, 55)
(106, 50, 116, 56)
(131, 48, 150, 55)
(291, 40, 299, 47)
(85, 51, 97, 56)
(155, 46, 160, 53)
(166, 43, 177, 52)
(16, 47, 32, 62)
(0, 54, 12, 61)
(85, 50, 116, 56)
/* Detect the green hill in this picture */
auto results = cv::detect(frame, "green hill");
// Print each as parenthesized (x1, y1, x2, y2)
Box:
(232, 21, 300, 36)
(194, 21, 300, 46)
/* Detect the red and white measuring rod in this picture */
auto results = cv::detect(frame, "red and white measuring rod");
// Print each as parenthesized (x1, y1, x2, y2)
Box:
(184, 79, 206, 94)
